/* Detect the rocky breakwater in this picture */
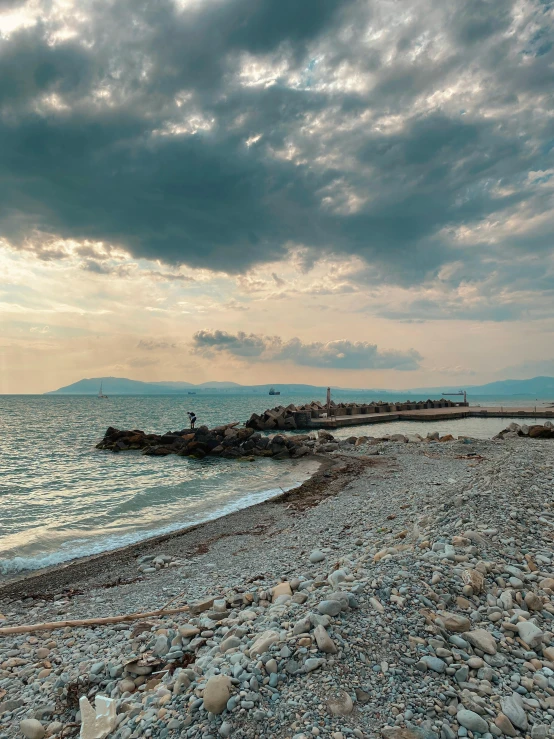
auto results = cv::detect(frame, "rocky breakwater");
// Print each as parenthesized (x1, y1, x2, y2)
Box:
(245, 403, 323, 432)
(96, 424, 317, 460)
(246, 399, 462, 432)
(495, 422, 554, 441)
(96, 425, 468, 462)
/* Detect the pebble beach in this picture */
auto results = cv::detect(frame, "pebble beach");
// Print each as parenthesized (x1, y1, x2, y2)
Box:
(2, 429, 554, 739)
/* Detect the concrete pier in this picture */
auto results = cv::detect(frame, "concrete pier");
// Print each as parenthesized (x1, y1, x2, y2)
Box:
(309, 406, 554, 429)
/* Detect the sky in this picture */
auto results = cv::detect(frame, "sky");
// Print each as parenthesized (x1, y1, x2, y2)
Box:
(1, 0, 554, 393)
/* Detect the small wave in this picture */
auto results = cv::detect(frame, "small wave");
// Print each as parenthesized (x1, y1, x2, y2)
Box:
(0, 475, 313, 578)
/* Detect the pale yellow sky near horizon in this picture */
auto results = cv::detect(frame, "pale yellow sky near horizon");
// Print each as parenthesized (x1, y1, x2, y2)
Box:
(2, 241, 552, 394)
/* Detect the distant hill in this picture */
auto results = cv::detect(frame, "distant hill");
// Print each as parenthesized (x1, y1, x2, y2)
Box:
(46, 377, 194, 395)
(46, 375, 554, 397)
(46, 377, 334, 395)
(465, 376, 554, 396)
(155, 381, 241, 389)
(408, 376, 554, 396)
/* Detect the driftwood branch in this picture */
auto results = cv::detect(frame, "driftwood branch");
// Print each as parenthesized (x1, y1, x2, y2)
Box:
(0, 604, 190, 636)
(162, 589, 188, 610)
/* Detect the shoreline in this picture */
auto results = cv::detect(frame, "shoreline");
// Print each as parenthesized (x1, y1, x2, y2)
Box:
(0, 454, 322, 587)
(0, 452, 365, 599)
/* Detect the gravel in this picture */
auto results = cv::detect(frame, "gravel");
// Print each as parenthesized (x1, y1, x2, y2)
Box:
(1, 432, 554, 739)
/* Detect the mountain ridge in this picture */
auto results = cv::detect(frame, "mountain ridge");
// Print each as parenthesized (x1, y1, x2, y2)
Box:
(45, 375, 554, 396)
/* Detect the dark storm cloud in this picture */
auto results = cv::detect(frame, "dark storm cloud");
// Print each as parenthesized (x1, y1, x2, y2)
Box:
(192, 329, 422, 369)
(450, 0, 515, 45)
(1, 0, 553, 295)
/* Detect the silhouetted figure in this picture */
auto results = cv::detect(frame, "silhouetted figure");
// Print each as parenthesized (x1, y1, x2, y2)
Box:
(187, 411, 197, 429)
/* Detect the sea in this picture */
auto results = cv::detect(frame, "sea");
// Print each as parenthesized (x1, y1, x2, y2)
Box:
(0, 393, 551, 579)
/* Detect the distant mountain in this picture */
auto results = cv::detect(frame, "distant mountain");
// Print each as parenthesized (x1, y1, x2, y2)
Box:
(46, 377, 195, 395)
(45, 375, 554, 397)
(46, 377, 333, 395)
(409, 376, 554, 396)
(465, 376, 554, 396)
(197, 381, 243, 388)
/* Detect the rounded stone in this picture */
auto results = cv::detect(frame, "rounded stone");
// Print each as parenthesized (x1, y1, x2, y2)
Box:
(119, 678, 136, 693)
(457, 709, 489, 734)
(309, 550, 326, 564)
(317, 600, 342, 617)
(203, 675, 232, 715)
(326, 691, 354, 716)
(20, 720, 46, 739)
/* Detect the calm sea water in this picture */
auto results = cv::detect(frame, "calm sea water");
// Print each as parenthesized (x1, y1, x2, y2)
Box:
(0, 393, 550, 578)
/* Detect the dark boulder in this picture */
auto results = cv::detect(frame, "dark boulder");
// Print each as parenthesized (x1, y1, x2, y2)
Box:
(529, 425, 554, 438)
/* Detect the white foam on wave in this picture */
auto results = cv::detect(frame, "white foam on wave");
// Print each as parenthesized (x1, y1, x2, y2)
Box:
(0, 472, 314, 577)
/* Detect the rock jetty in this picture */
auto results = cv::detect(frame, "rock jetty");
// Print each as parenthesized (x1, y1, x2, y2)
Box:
(246, 399, 464, 432)
(95, 426, 478, 461)
(96, 424, 315, 459)
(495, 422, 554, 440)
(245, 398, 468, 431)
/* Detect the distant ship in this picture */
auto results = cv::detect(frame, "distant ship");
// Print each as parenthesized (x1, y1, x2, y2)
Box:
(188, 391, 196, 395)
(269, 387, 280, 395)
(98, 382, 108, 399)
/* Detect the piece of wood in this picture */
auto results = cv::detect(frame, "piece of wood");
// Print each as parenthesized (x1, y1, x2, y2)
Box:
(0, 604, 190, 635)
(161, 589, 187, 610)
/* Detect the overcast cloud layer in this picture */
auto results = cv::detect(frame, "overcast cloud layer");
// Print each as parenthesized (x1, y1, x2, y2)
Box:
(1, 0, 553, 286)
(1, 0, 554, 392)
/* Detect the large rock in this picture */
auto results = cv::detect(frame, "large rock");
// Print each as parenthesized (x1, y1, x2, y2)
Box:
(437, 611, 471, 633)
(20, 720, 45, 739)
(272, 582, 292, 602)
(190, 597, 215, 614)
(309, 550, 326, 564)
(421, 656, 446, 673)
(317, 600, 342, 616)
(203, 675, 232, 715)
(529, 425, 554, 438)
(501, 693, 528, 731)
(250, 630, 280, 657)
(517, 621, 544, 648)
(79, 695, 116, 739)
(178, 625, 200, 639)
(219, 636, 242, 653)
(462, 568, 485, 593)
(314, 624, 337, 654)
(326, 690, 353, 716)
(457, 709, 489, 734)
(494, 713, 518, 737)
(525, 592, 543, 611)
(463, 629, 497, 655)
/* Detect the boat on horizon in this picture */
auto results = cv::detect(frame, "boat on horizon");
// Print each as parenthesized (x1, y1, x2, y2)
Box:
(98, 382, 109, 399)
(269, 387, 280, 395)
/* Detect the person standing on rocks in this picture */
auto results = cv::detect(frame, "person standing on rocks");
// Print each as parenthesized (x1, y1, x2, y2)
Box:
(187, 411, 197, 429)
